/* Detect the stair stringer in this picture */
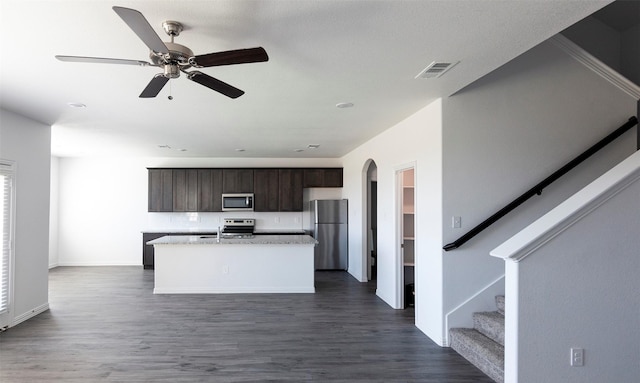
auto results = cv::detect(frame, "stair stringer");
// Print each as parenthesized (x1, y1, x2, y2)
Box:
(444, 274, 504, 347)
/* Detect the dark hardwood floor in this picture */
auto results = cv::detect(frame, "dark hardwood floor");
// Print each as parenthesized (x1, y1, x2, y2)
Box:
(0, 267, 492, 382)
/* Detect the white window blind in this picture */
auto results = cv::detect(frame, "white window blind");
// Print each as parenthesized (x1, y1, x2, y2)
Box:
(0, 160, 14, 326)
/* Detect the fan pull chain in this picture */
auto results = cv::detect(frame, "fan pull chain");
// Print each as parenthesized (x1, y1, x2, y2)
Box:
(168, 80, 173, 100)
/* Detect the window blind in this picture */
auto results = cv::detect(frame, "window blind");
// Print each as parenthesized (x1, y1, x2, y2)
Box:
(0, 161, 14, 325)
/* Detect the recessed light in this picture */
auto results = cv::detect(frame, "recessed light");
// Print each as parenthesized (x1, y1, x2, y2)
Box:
(67, 102, 86, 108)
(308, 144, 320, 149)
(177, 148, 187, 152)
(294, 149, 304, 152)
(235, 149, 246, 152)
(336, 102, 354, 109)
(158, 145, 171, 149)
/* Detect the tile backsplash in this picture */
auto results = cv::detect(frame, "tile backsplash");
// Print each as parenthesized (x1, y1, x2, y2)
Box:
(145, 211, 306, 232)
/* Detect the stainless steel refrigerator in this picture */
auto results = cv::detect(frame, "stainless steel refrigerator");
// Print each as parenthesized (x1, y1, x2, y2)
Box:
(310, 199, 348, 270)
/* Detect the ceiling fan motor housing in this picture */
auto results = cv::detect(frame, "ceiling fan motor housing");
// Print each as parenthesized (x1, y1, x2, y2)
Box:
(150, 42, 194, 68)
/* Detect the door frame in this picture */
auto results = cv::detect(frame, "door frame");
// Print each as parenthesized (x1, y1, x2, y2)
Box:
(395, 162, 416, 309)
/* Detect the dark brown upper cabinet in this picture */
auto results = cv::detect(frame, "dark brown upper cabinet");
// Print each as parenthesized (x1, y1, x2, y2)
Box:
(149, 167, 341, 212)
(148, 169, 173, 212)
(303, 168, 343, 188)
(222, 169, 254, 193)
(197, 169, 223, 212)
(253, 169, 280, 212)
(172, 169, 199, 212)
(279, 169, 304, 212)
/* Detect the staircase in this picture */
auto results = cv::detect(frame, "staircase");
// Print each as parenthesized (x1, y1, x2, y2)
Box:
(449, 295, 505, 383)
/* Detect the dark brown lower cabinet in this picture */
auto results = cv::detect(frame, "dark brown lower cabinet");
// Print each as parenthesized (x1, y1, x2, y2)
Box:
(142, 232, 217, 269)
(142, 233, 167, 269)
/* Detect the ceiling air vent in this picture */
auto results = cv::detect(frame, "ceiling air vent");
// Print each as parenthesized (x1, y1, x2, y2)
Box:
(415, 61, 459, 79)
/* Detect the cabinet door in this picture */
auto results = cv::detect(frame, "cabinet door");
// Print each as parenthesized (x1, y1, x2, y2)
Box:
(198, 169, 223, 212)
(148, 169, 173, 212)
(173, 169, 198, 212)
(323, 168, 343, 187)
(222, 169, 254, 193)
(303, 168, 343, 187)
(303, 168, 324, 188)
(142, 233, 168, 269)
(279, 169, 304, 211)
(254, 169, 280, 211)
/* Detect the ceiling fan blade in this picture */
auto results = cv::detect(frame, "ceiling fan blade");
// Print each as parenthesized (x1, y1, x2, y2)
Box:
(56, 55, 151, 66)
(112, 6, 169, 54)
(187, 71, 244, 99)
(140, 75, 170, 98)
(191, 47, 268, 68)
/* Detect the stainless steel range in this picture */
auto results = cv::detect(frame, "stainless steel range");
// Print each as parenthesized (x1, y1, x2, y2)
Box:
(221, 218, 255, 239)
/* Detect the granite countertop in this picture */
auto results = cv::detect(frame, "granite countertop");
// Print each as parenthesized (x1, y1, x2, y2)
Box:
(148, 234, 318, 246)
(142, 229, 306, 234)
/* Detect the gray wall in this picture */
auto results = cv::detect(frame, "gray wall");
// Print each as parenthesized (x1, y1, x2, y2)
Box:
(440, 39, 637, 332)
(562, 16, 640, 85)
(506, 152, 640, 382)
(0, 108, 51, 325)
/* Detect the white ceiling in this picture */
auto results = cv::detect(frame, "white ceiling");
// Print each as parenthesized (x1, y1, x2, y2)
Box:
(0, 0, 612, 158)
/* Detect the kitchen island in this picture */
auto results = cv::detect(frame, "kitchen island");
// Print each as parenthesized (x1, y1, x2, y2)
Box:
(148, 234, 318, 294)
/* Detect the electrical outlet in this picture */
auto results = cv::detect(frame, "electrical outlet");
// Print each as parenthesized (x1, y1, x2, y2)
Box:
(570, 348, 584, 367)
(452, 216, 462, 228)
(223, 266, 229, 274)
(274, 216, 280, 223)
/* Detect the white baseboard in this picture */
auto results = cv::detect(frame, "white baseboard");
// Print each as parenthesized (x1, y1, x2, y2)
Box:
(56, 262, 141, 267)
(153, 286, 316, 294)
(11, 303, 50, 328)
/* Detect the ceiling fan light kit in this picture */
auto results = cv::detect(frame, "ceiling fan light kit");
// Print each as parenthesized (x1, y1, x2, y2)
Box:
(55, 6, 268, 99)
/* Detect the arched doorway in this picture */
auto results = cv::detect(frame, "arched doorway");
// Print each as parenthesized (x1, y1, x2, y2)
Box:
(364, 160, 378, 281)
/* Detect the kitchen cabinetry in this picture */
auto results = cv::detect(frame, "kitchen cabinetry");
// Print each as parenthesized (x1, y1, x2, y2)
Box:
(279, 169, 304, 211)
(223, 169, 254, 193)
(254, 169, 280, 212)
(197, 169, 223, 212)
(148, 169, 173, 212)
(303, 168, 343, 188)
(143, 231, 217, 269)
(148, 167, 342, 212)
(172, 169, 199, 212)
(143, 232, 169, 269)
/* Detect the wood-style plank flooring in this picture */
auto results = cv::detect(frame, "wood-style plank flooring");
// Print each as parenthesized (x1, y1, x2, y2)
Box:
(0, 267, 492, 382)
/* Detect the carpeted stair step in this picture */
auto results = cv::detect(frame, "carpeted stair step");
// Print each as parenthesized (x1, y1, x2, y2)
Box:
(496, 295, 505, 315)
(450, 328, 504, 383)
(473, 311, 505, 346)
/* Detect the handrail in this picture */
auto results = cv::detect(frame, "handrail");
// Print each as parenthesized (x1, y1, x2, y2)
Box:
(443, 116, 638, 251)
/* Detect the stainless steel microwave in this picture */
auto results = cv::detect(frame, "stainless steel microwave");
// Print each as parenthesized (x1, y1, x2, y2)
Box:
(222, 193, 254, 211)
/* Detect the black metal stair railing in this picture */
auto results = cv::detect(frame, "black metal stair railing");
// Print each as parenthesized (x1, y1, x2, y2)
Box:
(443, 116, 639, 251)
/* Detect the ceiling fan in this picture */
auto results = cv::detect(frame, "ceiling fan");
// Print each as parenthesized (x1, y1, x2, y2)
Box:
(56, 6, 268, 99)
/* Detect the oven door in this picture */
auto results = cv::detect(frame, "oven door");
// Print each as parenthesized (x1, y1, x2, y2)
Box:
(222, 194, 254, 211)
